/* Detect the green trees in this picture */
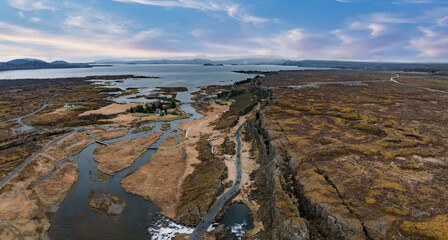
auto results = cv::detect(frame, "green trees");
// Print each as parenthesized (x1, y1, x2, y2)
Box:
(127, 101, 175, 114)
(135, 105, 145, 113)
(170, 100, 176, 109)
(217, 89, 245, 99)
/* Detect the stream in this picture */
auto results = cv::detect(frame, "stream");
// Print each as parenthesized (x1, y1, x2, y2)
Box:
(0, 64, 302, 239)
(45, 103, 253, 240)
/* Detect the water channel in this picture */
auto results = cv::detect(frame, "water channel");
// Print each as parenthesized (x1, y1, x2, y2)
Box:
(0, 64, 306, 239)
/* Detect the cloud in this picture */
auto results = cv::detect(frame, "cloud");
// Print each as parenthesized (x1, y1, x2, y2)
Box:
(63, 10, 131, 35)
(190, 6, 428, 61)
(393, 0, 433, 4)
(112, 0, 269, 23)
(370, 12, 416, 24)
(8, 0, 54, 11)
(29, 17, 42, 23)
(350, 21, 387, 36)
(409, 27, 448, 58)
(0, 21, 197, 60)
(190, 27, 338, 58)
(3, 0, 448, 62)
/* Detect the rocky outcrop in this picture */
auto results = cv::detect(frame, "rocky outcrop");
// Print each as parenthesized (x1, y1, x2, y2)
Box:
(214, 224, 231, 240)
(247, 110, 368, 240)
(246, 113, 309, 240)
(88, 194, 128, 215)
(218, 136, 236, 155)
(292, 164, 366, 239)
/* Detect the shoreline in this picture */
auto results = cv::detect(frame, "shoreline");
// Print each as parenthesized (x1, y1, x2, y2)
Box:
(0, 69, 261, 239)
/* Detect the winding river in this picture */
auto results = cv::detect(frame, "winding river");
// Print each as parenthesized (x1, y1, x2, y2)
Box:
(5, 65, 445, 239)
(0, 64, 307, 239)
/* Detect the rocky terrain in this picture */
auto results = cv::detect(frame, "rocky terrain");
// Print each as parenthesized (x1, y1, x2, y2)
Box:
(88, 194, 128, 215)
(245, 70, 448, 239)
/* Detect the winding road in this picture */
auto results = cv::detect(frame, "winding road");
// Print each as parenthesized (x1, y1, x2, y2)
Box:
(209, 135, 236, 163)
(0, 220, 24, 240)
(186, 72, 448, 239)
(0, 130, 75, 189)
(390, 73, 448, 94)
(0, 94, 58, 132)
(188, 121, 247, 240)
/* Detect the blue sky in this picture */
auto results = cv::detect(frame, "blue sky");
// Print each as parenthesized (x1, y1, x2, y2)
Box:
(0, 0, 447, 62)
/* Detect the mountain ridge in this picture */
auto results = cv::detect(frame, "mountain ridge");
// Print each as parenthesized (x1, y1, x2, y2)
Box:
(0, 59, 93, 72)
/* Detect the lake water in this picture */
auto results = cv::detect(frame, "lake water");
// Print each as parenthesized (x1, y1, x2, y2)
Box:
(2, 64, 307, 239)
(0, 64, 304, 103)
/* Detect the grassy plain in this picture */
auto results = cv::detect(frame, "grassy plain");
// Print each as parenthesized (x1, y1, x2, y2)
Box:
(258, 70, 448, 239)
(397, 73, 448, 92)
(0, 76, 128, 125)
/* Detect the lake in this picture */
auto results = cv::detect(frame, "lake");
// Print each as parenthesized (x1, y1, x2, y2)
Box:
(2, 64, 308, 239)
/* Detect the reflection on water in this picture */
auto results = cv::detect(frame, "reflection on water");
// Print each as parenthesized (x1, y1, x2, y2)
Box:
(49, 106, 201, 240)
(219, 203, 254, 240)
(0, 64, 302, 81)
(13, 64, 281, 239)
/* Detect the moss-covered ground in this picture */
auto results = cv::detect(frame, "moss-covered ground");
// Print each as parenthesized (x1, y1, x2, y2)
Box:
(259, 70, 448, 239)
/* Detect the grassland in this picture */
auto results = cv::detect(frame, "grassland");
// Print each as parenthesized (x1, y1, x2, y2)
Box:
(93, 132, 163, 175)
(397, 73, 448, 92)
(0, 76, 139, 124)
(254, 70, 448, 239)
(175, 135, 227, 225)
(262, 70, 391, 87)
(0, 76, 137, 185)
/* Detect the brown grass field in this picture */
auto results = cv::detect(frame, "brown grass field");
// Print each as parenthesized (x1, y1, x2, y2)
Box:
(255, 70, 448, 239)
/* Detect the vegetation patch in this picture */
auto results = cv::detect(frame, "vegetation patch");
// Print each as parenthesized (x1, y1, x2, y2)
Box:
(88, 193, 128, 215)
(256, 70, 448, 239)
(175, 136, 227, 225)
(215, 84, 258, 130)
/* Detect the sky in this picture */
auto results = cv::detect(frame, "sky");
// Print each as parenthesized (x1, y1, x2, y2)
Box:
(0, 0, 448, 62)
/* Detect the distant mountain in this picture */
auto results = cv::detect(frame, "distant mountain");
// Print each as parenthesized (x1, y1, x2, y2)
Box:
(90, 58, 448, 73)
(50, 60, 69, 65)
(92, 57, 289, 65)
(283, 60, 448, 73)
(7, 58, 47, 64)
(0, 59, 93, 72)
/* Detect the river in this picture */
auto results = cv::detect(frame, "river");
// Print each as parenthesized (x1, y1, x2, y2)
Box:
(1, 64, 307, 239)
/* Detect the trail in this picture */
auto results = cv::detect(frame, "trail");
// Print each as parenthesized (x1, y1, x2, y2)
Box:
(158, 105, 230, 149)
(0, 221, 24, 240)
(389, 73, 448, 94)
(0, 94, 58, 132)
(209, 135, 236, 163)
(188, 121, 246, 240)
(0, 131, 75, 189)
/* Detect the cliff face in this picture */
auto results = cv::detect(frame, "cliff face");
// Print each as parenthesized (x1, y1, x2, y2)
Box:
(247, 114, 310, 239)
(246, 71, 448, 240)
(247, 111, 367, 240)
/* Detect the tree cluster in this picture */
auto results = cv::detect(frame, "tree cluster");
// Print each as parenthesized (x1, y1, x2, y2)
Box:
(217, 89, 245, 99)
(127, 100, 177, 114)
